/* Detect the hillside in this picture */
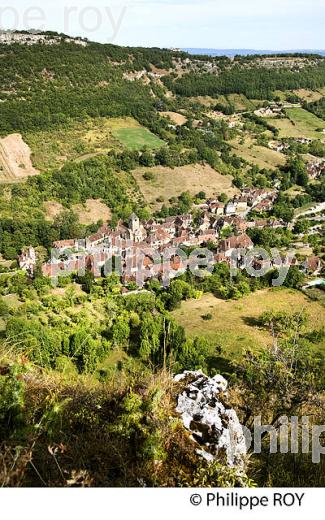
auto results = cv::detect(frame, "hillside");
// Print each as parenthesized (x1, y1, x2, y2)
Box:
(0, 32, 325, 489)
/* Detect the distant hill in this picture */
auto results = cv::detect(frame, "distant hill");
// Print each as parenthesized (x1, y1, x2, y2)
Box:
(184, 48, 325, 57)
(0, 33, 325, 137)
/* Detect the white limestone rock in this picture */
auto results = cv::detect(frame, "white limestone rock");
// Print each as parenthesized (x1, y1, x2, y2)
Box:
(174, 371, 247, 467)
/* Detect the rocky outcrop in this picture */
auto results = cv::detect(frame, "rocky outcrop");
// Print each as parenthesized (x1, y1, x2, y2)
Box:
(174, 371, 247, 467)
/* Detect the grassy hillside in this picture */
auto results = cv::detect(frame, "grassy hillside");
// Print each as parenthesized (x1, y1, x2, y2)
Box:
(173, 288, 325, 358)
(267, 107, 325, 138)
(1, 36, 325, 489)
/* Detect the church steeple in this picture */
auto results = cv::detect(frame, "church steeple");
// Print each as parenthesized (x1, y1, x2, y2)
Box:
(129, 213, 140, 233)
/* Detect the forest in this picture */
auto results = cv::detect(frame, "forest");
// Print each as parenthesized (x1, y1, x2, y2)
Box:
(163, 63, 325, 99)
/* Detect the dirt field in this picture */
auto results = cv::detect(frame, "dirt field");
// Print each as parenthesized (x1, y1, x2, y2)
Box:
(72, 199, 112, 225)
(0, 134, 39, 183)
(159, 112, 188, 125)
(133, 163, 238, 209)
(172, 288, 325, 358)
(44, 199, 111, 225)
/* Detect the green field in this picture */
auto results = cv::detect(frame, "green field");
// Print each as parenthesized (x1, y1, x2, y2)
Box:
(226, 94, 257, 111)
(112, 127, 165, 150)
(25, 116, 164, 171)
(267, 107, 325, 139)
(172, 288, 325, 360)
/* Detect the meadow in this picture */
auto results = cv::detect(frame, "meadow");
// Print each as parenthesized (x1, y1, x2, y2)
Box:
(25, 117, 164, 171)
(172, 288, 325, 360)
(230, 137, 286, 169)
(267, 107, 325, 139)
(112, 126, 165, 150)
(132, 163, 239, 209)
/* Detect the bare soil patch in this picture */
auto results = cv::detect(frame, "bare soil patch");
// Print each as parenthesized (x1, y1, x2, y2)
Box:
(72, 199, 112, 225)
(159, 112, 188, 125)
(0, 133, 39, 183)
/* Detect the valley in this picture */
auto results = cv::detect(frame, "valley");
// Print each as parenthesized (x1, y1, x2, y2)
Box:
(0, 32, 325, 489)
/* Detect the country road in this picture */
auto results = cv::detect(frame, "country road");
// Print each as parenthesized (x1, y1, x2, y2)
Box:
(289, 202, 325, 230)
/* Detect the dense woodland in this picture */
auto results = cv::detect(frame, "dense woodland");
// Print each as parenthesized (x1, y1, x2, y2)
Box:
(163, 63, 325, 99)
(305, 97, 325, 119)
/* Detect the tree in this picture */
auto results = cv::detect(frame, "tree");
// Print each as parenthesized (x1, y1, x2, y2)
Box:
(294, 219, 309, 234)
(273, 203, 294, 223)
(69, 328, 104, 373)
(235, 312, 325, 428)
(283, 266, 305, 289)
(219, 193, 228, 203)
(174, 336, 210, 372)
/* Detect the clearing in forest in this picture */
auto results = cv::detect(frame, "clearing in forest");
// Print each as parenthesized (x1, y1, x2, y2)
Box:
(44, 199, 112, 225)
(111, 118, 165, 150)
(230, 137, 286, 169)
(25, 117, 164, 171)
(159, 111, 188, 125)
(293, 89, 323, 103)
(133, 163, 238, 210)
(72, 199, 112, 225)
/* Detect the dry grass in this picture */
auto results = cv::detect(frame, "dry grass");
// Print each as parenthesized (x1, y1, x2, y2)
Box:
(0, 134, 39, 183)
(43, 201, 65, 221)
(226, 94, 256, 112)
(159, 112, 187, 125)
(189, 96, 217, 107)
(293, 89, 323, 103)
(133, 163, 238, 210)
(267, 108, 325, 139)
(25, 118, 122, 171)
(172, 288, 325, 357)
(72, 199, 112, 225)
(2, 294, 22, 309)
(44, 199, 111, 225)
(231, 137, 286, 169)
(25, 117, 156, 171)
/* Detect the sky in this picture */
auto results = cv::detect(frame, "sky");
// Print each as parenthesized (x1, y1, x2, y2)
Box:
(0, 0, 324, 50)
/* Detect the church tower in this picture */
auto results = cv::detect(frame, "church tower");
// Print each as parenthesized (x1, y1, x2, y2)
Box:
(128, 213, 140, 233)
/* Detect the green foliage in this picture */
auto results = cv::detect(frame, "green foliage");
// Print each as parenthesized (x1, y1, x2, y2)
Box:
(305, 96, 325, 121)
(186, 461, 256, 488)
(164, 63, 325, 99)
(0, 363, 25, 427)
(235, 311, 325, 427)
(283, 266, 305, 289)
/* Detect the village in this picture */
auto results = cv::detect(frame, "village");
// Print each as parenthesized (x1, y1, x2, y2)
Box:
(19, 186, 322, 287)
